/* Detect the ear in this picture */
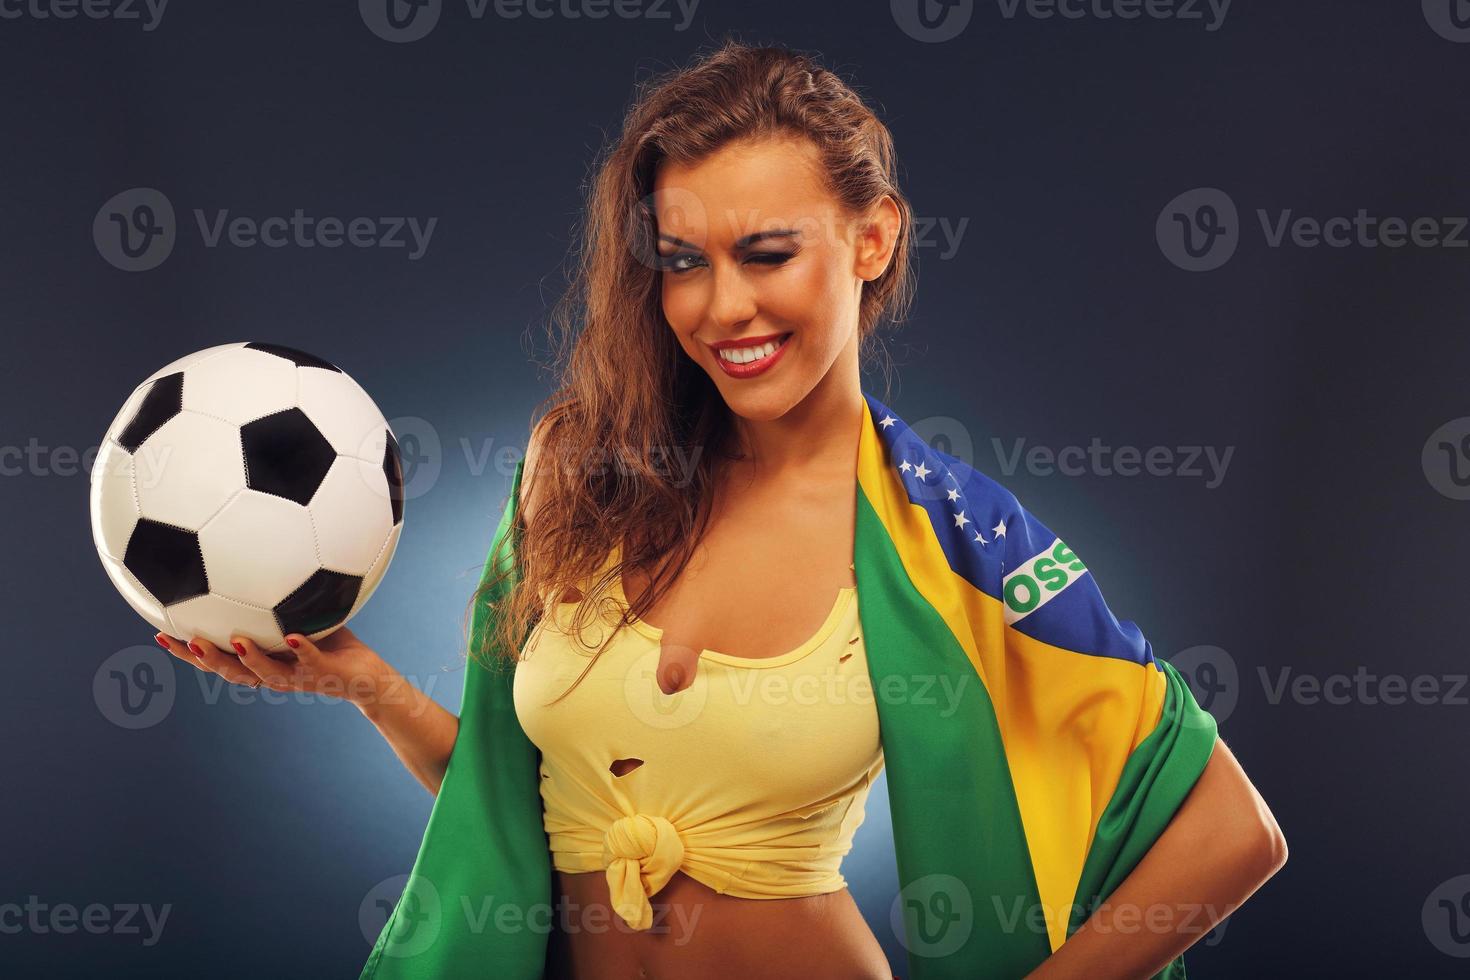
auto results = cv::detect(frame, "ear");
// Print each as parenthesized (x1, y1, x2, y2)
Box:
(853, 194, 903, 282)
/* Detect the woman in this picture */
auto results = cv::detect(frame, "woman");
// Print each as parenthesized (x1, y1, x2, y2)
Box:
(159, 39, 1287, 979)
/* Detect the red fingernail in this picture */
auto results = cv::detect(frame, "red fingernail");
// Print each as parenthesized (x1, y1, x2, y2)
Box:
(155, 634, 170, 650)
(188, 642, 203, 658)
(286, 637, 300, 649)
(232, 641, 246, 656)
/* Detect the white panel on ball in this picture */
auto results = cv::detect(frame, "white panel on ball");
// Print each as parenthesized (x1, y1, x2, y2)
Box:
(348, 520, 401, 620)
(134, 412, 248, 531)
(310, 456, 394, 575)
(197, 489, 321, 605)
(298, 368, 389, 461)
(137, 342, 247, 390)
(90, 440, 139, 562)
(182, 347, 299, 426)
(167, 592, 287, 654)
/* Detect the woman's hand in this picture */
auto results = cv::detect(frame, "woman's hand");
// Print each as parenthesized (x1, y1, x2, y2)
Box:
(157, 625, 458, 794)
(155, 626, 389, 707)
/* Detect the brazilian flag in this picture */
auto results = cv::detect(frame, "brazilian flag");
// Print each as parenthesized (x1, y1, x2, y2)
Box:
(360, 393, 1218, 979)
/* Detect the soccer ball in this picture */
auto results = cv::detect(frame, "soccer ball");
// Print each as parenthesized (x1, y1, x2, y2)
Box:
(90, 342, 405, 655)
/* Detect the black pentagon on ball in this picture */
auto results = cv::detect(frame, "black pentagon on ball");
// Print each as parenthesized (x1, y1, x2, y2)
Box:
(116, 372, 184, 453)
(244, 342, 341, 373)
(383, 429, 404, 526)
(123, 518, 209, 605)
(241, 407, 338, 506)
(274, 569, 362, 636)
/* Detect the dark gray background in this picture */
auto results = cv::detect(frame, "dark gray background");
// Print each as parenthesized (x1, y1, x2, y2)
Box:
(3, 1, 1466, 975)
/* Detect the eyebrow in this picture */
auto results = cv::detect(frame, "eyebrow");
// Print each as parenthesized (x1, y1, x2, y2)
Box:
(658, 228, 802, 250)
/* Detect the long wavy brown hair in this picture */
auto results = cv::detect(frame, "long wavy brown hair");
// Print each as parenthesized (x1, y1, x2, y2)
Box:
(463, 37, 917, 701)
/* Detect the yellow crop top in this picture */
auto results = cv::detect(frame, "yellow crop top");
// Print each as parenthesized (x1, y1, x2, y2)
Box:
(511, 557, 885, 932)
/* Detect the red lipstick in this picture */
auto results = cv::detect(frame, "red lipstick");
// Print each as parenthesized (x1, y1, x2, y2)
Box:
(708, 332, 793, 380)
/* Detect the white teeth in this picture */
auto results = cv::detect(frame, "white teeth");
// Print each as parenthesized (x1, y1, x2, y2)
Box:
(717, 336, 787, 364)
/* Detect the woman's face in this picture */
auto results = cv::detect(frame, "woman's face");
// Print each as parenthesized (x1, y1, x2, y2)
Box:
(653, 136, 898, 422)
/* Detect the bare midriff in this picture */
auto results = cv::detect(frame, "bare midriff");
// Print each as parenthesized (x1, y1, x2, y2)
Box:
(545, 868, 894, 980)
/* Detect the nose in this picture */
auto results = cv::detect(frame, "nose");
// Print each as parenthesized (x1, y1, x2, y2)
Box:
(706, 262, 758, 330)
(601, 812, 685, 930)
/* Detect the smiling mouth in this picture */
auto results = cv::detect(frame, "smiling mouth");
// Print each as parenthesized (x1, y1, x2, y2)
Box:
(710, 332, 793, 380)
(714, 333, 792, 365)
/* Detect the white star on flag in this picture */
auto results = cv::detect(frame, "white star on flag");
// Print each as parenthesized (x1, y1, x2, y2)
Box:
(913, 462, 931, 480)
(899, 460, 912, 473)
(973, 530, 988, 545)
(992, 518, 1007, 538)
(879, 415, 896, 428)
(953, 510, 971, 529)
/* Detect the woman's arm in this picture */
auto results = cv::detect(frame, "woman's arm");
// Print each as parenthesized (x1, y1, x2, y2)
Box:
(1026, 738, 1288, 979)
(356, 665, 460, 797)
